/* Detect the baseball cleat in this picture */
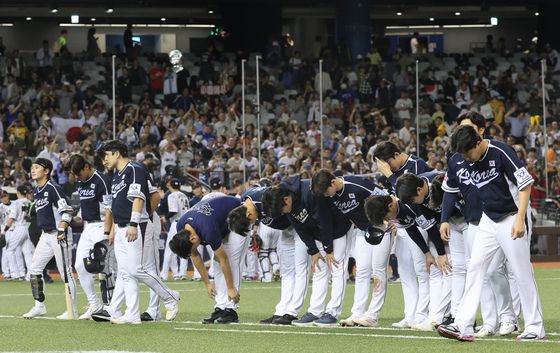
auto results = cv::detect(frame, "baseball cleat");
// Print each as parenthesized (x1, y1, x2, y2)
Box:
(313, 313, 338, 327)
(22, 305, 47, 319)
(516, 332, 544, 341)
(352, 315, 379, 327)
(437, 324, 474, 342)
(474, 326, 495, 338)
(79, 304, 103, 320)
(259, 315, 281, 324)
(292, 312, 319, 327)
(499, 322, 518, 336)
(272, 314, 297, 325)
(411, 319, 435, 332)
(110, 317, 141, 325)
(339, 316, 357, 327)
(216, 309, 239, 324)
(165, 303, 179, 321)
(140, 312, 155, 322)
(391, 319, 411, 328)
(56, 311, 70, 320)
(91, 309, 111, 322)
(202, 308, 224, 324)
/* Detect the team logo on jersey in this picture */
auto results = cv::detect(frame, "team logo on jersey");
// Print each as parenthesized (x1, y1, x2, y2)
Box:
(190, 202, 214, 216)
(292, 208, 309, 223)
(470, 168, 499, 188)
(44, 192, 48, 196)
(455, 167, 473, 185)
(334, 199, 360, 213)
(78, 188, 96, 199)
(111, 179, 127, 197)
(489, 160, 495, 167)
(91, 183, 96, 189)
(349, 193, 355, 199)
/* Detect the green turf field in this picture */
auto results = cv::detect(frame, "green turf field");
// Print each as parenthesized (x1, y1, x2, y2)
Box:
(0, 267, 559, 353)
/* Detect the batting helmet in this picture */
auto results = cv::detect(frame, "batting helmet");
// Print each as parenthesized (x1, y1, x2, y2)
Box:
(364, 226, 386, 246)
(83, 239, 113, 274)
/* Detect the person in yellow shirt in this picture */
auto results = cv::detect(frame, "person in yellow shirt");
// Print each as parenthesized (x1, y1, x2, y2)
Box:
(7, 118, 30, 144)
(367, 47, 382, 67)
(489, 92, 505, 125)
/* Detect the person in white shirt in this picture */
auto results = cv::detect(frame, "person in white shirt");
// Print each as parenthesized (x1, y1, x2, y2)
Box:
(278, 147, 298, 167)
(410, 32, 420, 54)
(160, 142, 178, 177)
(343, 128, 362, 156)
(399, 119, 413, 145)
(395, 91, 413, 121)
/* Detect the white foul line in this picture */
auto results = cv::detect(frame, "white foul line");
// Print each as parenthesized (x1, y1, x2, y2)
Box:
(174, 327, 559, 344)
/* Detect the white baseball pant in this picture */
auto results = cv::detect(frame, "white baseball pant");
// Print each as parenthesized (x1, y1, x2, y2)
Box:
(258, 224, 281, 282)
(1, 245, 10, 277)
(272, 228, 295, 316)
(307, 234, 352, 319)
(395, 227, 430, 324)
(5, 225, 33, 279)
(160, 221, 188, 280)
(464, 222, 516, 332)
(351, 228, 392, 320)
(113, 222, 179, 322)
(284, 230, 311, 317)
(448, 220, 468, 318)
(455, 213, 545, 337)
(29, 230, 77, 315)
(213, 231, 250, 310)
(75, 222, 107, 309)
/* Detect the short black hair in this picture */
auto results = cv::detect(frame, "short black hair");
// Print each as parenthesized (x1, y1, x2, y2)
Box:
(169, 229, 193, 259)
(227, 205, 251, 236)
(428, 174, 445, 209)
(67, 154, 90, 176)
(373, 141, 401, 161)
(102, 140, 129, 157)
(364, 195, 393, 226)
(311, 169, 336, 196)
(262, 187, 291, 219)
(395, 173, 424, 204)
(33, 158, 53, 177)
(456, 111, 485, 130)
(451, 125, 481, 155)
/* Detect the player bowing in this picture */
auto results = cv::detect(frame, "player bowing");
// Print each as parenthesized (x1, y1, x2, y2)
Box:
(311, 170, 392, 328)
(170, 195, 249, 324)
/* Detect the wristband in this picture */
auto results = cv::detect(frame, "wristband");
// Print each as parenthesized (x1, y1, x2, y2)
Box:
(130, 211, 141, 224)
(129, 222, 138, 228)
(3, 225, 9, 233)
(61, 213, 72, 224)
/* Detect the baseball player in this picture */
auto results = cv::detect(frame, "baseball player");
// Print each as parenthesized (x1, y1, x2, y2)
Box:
(228, 183, 305, 325)
(374, 141, 433, 328)
(160, 178, 190, 280)
(97, 140, 180, 324)
(395, 171, 452, 330)
(66, 154, 112, 320)
(2, 185, 35, 282)
(439, 112, 517, 337)
(0, 191, 13, 280)
(169, 195, 248, 324)
(262, 175, 352, 326)
(22, 158, 78, 319)
(311, 169, 391, 327)
(437, 125, 545, 341)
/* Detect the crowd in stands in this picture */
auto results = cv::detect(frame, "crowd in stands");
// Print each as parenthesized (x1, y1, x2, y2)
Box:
(1, 29, 559, 210)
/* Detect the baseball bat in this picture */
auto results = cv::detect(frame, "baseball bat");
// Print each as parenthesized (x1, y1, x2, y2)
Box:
(60, 241, 75, 320)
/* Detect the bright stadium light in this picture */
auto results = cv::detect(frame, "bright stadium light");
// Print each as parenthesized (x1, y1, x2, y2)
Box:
(455, 12, 461, 16)
(535, 12, 539, 16)
(71, 14, 79, 24)
(429, 17, 434, 21)
(491, 17, 498, 26)
(26, 17, 32, 21)
(106, 8, 114, 14)
(91, 18, 96, 21)
(51, 8, 58, 13)
(161, 17, 166, 21)
(396, 12, 402, 16)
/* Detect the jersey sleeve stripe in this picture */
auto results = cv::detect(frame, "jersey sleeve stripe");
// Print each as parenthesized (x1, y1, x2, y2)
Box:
(490, 145, 520, 171)
(95, 171, 110, 195)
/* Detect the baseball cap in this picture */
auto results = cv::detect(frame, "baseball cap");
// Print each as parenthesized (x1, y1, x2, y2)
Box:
(17, 185, 31, 195)
(169, 178, 181, 189)
(210, 177, 223, 189)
